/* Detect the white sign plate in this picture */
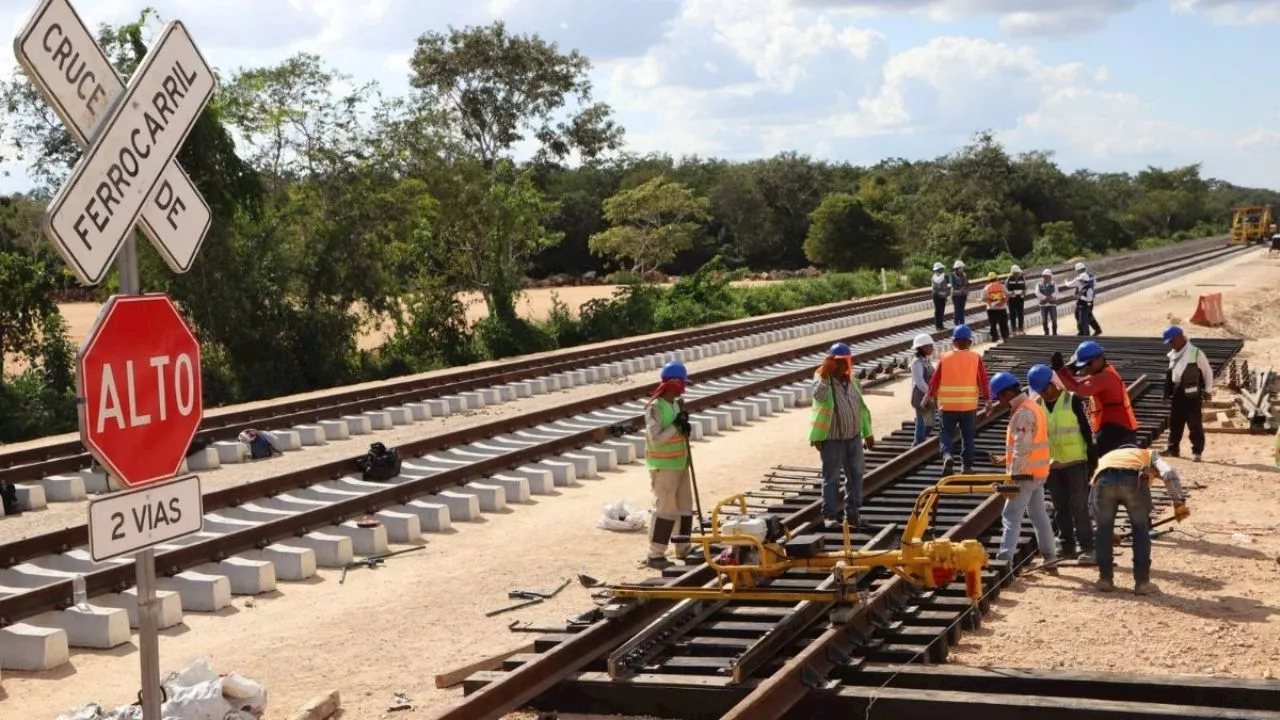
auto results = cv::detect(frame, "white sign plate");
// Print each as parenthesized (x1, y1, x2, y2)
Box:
(40, 19, 215, 285)
(88, 474, 203, 561)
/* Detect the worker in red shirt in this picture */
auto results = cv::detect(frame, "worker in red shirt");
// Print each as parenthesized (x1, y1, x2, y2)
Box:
(1052, 341, 1138, 457)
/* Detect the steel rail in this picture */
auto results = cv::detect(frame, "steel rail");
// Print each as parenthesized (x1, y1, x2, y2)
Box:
(0, 235, 1232, 483)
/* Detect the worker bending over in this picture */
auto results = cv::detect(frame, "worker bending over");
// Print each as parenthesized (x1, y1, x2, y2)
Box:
(1028, 364, 1096, 565)
(1068, 262, 1102, 337)
(643, 361, 695, 569)
(983, 271, 1010, 342)
(1091, 445, 1190, 595)
(927, 325, 991, 477)
(1036, 269, 1058, 335)
(810, 343, 875, 531)
(1163, 326, 1213, 461)
(988, 371, 1059, 574)
(931, 262, 950, 331)
(1006, 265, 1027, 335)
(1053, 341, 1138, 456)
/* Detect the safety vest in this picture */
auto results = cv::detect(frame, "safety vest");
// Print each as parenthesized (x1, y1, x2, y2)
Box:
(1007, 396, 1051, 481)
(1091, 447, 1152, 484)
(644, 397, 688, 471)
(808, 375, 871, 443)
(1043, 392, 1089, 465)
(984, 282, 1007, 310)
(936, 350, 980, 412)
(1087, 365, 1138, 431)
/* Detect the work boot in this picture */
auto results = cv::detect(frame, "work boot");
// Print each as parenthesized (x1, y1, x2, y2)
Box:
(1134, 581, 1159, 596)
(645, 556, 673, 570)
(1077, 550, 1096, 566)
(1193, 454, 1202, 463)
(961, 466, 975, 476)
(940, 455, 955, 478)
(1094, 578, 1115, 592)
(1092, 328, 1102, 336)
(1164, 448, 1180, 458)
(823, 517, 841, 531)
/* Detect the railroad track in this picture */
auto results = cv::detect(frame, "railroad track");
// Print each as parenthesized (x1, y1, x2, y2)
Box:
(0, 235, 1233, 503)
(0, 244, 1249, 674)
(448, 336, 1279, 720)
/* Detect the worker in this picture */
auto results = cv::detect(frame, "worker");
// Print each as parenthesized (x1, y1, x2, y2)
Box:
(1052, 341, 1139, 456)
(1068, 262, 1102, 337)
(926, 325, 991, 477)
(810, 343, 875, 531)
(930, 262, 950, 330)
(983, 271, 1010, 342)
(1027, 364, 1096, 565)
(1091, 445, 1190, 594)
(987, 371, 1058, 574)
(1006, 265, 1027, 336)
(910, 333, 936, 445)
(1163, 326, 1213, 461)
(1035, 268, 1058, 336)
(643, 361, 695, 569)
(950, 260, 969, 327)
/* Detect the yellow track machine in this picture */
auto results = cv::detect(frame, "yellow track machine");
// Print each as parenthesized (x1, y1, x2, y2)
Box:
(607, 475, 1019, 615)
(1230, 205, 1276, 245)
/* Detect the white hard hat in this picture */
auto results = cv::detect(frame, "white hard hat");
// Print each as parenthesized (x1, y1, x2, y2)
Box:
(1010, 264, 1021, 273)
(932, 262, 944, 272)
(1042, 268, 1053, 276)
(912, 333, 934, 349)
(1074, 262, 1086, 272)
(953, 259, 965, 269)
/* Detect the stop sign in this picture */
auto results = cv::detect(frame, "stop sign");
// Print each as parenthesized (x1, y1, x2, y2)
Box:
(77, 294, 203, 488)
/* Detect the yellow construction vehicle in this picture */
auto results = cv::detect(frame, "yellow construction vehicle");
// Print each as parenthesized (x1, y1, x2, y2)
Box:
(1230, 205, 1276, 245)
(606, 475, 1018, 612)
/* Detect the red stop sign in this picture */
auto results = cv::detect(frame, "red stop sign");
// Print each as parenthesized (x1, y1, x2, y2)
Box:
(77, 294, 203, 488)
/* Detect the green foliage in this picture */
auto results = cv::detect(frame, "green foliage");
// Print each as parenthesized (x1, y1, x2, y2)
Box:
(589, 176, 712, 273)
(0, 251, 77, 441)
(802, 193, 899, 270)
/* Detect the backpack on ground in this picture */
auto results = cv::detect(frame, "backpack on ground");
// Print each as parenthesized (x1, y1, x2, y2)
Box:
(237, 429, 279, 460)
(1, 480, 20, 516)
(357, 442, 402, 482)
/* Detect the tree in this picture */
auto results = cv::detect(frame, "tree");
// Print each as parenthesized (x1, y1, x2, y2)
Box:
(589, 176, 711, 274)
(802, 193, 899, 271)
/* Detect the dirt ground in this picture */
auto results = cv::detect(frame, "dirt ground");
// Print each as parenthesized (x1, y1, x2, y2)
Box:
(6, 248, 1279, 719)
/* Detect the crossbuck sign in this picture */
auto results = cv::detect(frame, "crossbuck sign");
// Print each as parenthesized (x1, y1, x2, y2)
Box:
(15, 0, 215, 285)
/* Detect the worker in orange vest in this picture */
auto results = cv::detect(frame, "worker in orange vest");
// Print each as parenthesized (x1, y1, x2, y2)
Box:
(983, 271, 1010, 342)
(926, 325, 992, 477)
(988, 371, 1058, 574)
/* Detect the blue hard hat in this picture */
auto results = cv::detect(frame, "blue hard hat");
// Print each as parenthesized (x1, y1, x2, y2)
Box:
(1074, 340, 1104, 366)
(952, 325, 973, 342)
(829, 342, 852, 357)
(660, 361, 688, 381)
(1162, 326, 1184, 345)
(989, 371, 1019, 397)
(1027, 364, 1055, 394)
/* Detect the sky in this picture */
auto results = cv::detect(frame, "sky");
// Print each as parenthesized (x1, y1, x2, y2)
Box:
(1, 0, 1278, 194)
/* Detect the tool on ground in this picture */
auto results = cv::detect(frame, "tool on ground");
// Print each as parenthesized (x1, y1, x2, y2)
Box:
(1113, 514, 1181, 545)
(507, 578, 571, 601)
(602, 474, 1019, 622)
(338, 545, 427, 585)
(576, 573, 604, 588)
(486, 597, 544, 617)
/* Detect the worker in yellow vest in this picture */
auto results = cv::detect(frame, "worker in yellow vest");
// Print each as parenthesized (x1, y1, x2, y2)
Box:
(643, 361, 695, 569)
(988, 371, 1058, 574)
(1091, 445, 1190, 595)
(1027, 364, 1096, 565)
(926, 325, 992, 477)
(809, 343, 875, 531)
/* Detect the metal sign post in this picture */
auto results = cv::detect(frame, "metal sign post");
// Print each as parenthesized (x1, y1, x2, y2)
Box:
(14, 2, 216, 716)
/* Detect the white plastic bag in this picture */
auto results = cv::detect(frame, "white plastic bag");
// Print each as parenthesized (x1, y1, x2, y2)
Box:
(596, 499, 649, 532)
(57, 657, 267, 720)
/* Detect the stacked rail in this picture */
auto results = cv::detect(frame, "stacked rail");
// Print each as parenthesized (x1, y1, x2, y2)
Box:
(450, 337, 1279, 720)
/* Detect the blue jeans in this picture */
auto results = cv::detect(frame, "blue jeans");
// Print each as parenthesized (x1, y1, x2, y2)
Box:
(939, 410, 977, 470)
(913, 409, 933, 445)
(818, 439, 865, 520)
(1091, 469, 1153, 583)
(953, 295, 967, 326)
(998, 479, 1058, 561)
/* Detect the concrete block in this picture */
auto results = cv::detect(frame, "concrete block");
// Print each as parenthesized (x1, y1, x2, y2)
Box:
(342, 415, 373, 435)
(250, 546, 317, 581)
(432, 491, 480, 521)
(723, 404, 748, 426)
(333, 522, 389, 556)
(601, 439, 637, 465)
(760, 393, 785, 413)
(39, 474, 86, 502)
(458, 391, 485, 410)
(361, 411, 393, 431)
(77, 469, 111, 494)
(213, 441, 247, 464)
(404, 402, 434, 421)
(542, 375, 562, 392)
(478, 387, 502, 405)
(185, 447, 222, 470)
(33, 605, 130, 649)
(373, 509, 422, 543)
(15, 484, 46, 511)
(279, 532, 353, 568)
(559, 452, 599, 479)
(526, 460, 575, 487)
(454, 483, 506, 512)
(292, 425, 325, 445)
(395, 500, 451, 532)
(386, 406, 414, 425)
(524, 378, 547, 395)
(440, 396, 465, 414)
(511, 381, 534, 398)
(569, 370, 588, 385)
(582, 368, 600, 383)
(707, 408, 735, 430)
(487, 475, 532, 503)
(581, 445, 618, 472)
(690, 415, 717, 436)
(507, 467, 554, 495)
(0, 623, 69, 671)
(741, 397, 771, 418)
(157, 571, 232, 612)
(96, 589, 183, 629)
(196, 557, 277, 595)
(318, 419, 350, 441)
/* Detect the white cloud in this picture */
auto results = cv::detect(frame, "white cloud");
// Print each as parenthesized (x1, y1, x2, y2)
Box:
(1172, 0, 1280, 24)
(792, 0, 1143, 36)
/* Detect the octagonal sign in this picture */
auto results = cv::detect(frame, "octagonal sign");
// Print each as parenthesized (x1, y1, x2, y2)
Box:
(77, 294, 203, 488)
